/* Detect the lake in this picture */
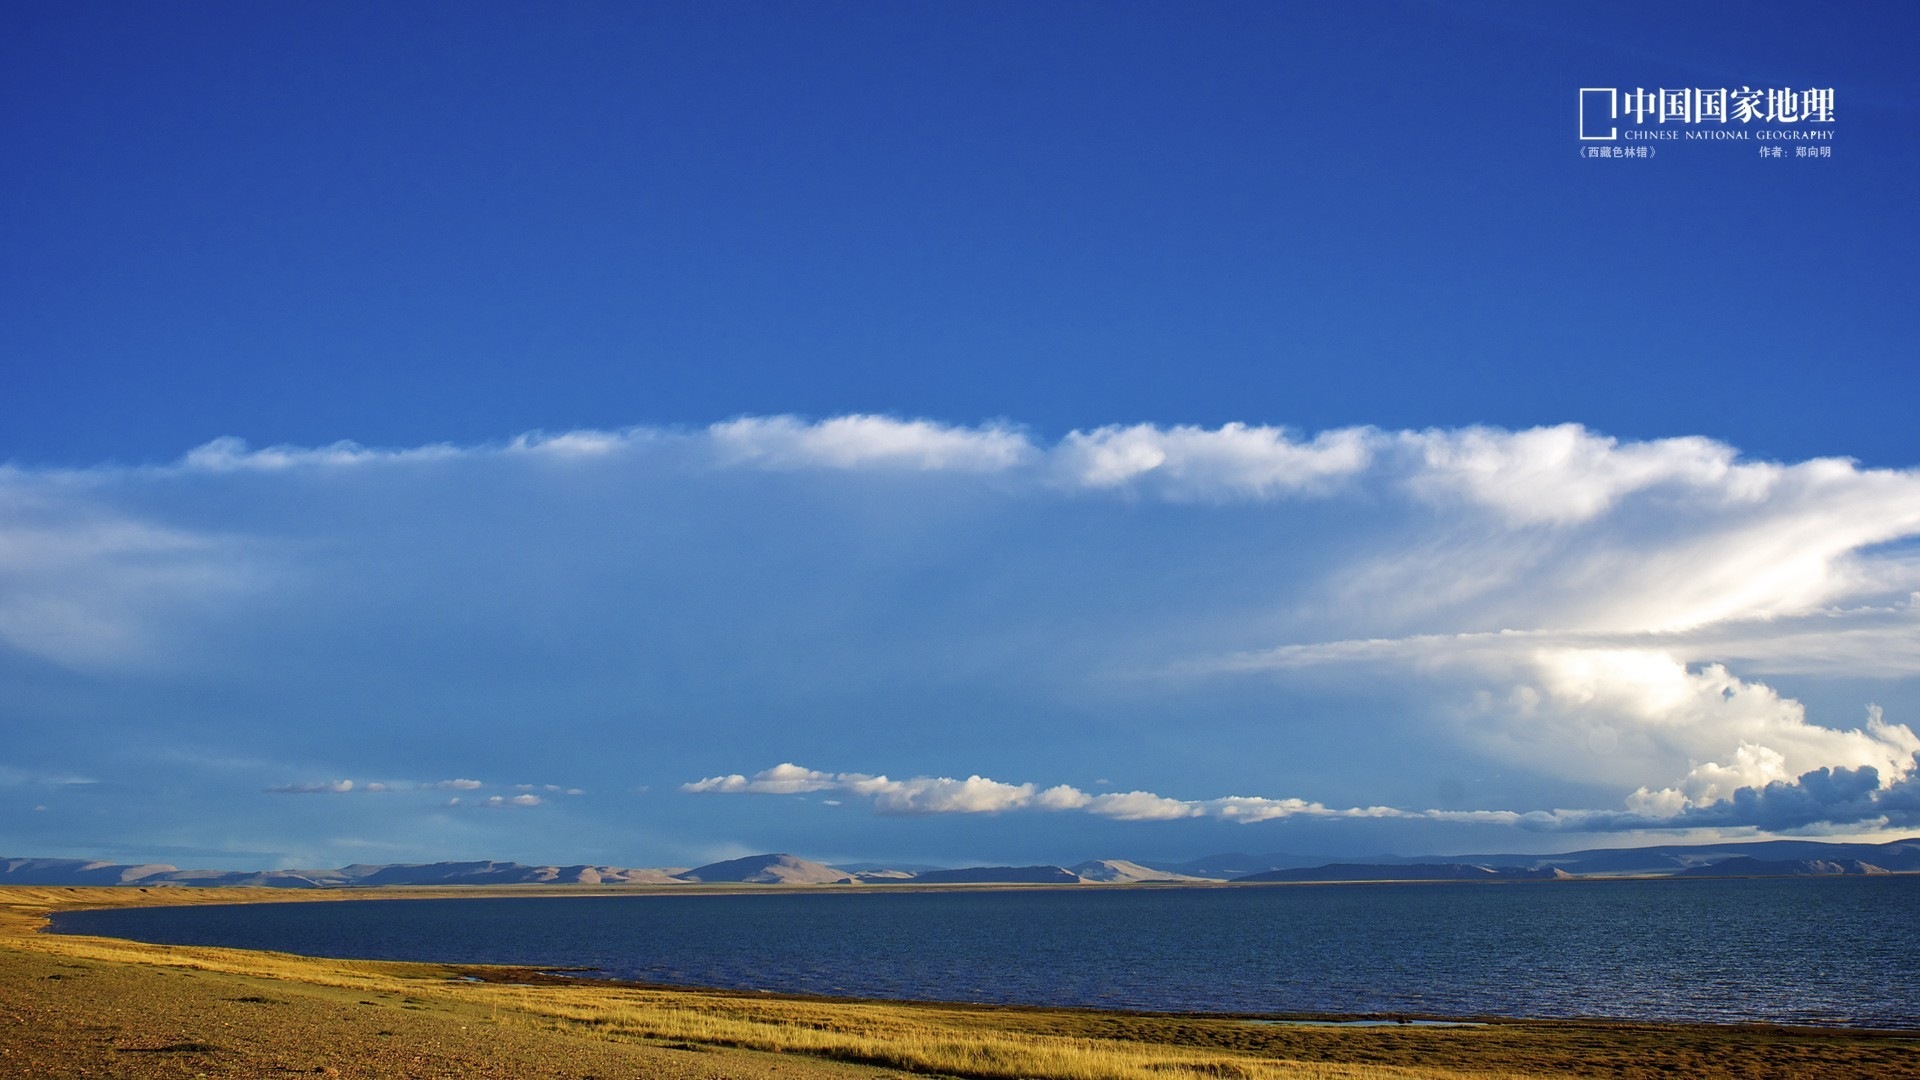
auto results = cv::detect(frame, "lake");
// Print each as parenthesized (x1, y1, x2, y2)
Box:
(48, 876, 1920, 1028)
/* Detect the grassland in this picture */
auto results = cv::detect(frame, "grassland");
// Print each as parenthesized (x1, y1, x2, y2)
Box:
(3, 885, 1916, 1079)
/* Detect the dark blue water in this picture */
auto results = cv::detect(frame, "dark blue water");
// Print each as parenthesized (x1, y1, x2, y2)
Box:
(49, 877, 1920, 1028)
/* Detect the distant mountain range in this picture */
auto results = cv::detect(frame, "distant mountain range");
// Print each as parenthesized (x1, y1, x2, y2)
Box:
(1233, 863, 1573, 884)
(7, 837, 1917, 890)
(0, 857, 687, 889)
(1133, 837, 1920, 879)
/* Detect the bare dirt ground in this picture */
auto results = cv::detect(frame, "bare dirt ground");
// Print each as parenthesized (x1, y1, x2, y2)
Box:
(0, 886, 913, 1079)
(0, 941, 905, 1079)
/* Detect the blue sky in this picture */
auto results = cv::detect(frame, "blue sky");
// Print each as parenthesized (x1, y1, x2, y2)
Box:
(4, 2, 1919, 870)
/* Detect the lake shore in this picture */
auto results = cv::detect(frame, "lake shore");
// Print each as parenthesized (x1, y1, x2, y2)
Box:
(4, 884, 1917, 1079)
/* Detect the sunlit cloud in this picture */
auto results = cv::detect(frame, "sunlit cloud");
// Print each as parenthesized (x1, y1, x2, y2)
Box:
(709, 414, 1033, 472)
(685, 756, 1920, 833)
(1397, 425, 1770, 525)
(1053, 422, 1374, 497)
(684, 763, 1413, 824)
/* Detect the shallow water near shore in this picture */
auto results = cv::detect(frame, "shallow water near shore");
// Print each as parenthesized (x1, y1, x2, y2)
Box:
(50, 876, 1920, 1028)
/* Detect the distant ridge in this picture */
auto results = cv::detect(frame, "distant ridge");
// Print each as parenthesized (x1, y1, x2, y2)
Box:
(1071, 859, 1209, 883)
(832, 862, 948, 875)
(1138, 852, 1332, 878)
(1457, 837, 1920, 876)
(1146, 838, 1920, 879)
(0, 859, 183, 886)
(1233, 863, 1571, 883)
(674, 854, 844, 884)
(1672, 857, 1892, 878)
(0, 857, 685, 889)
(7, 837, 1916, 889)
(902, 865, 1080, 885)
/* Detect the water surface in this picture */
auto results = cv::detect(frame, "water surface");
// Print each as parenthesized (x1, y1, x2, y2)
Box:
(50, 877, 1920, 1028)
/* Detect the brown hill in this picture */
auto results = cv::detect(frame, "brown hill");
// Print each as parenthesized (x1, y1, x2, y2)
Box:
(674, 853, 846, 884)
(1071, 859, 1211, 883)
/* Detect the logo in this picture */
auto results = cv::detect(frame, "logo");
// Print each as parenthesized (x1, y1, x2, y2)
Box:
(1578, 86, 1835, 142)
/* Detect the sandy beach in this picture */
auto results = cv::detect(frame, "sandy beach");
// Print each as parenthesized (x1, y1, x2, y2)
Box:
(4, 885, 1918, 1079)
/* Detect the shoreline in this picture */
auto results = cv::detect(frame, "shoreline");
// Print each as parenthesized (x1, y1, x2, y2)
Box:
(33, 878, 1920, 1033)
(6, 885, 1919, 1078)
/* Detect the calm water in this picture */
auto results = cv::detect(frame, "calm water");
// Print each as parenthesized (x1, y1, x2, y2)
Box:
(49, 877, 1920, 1028)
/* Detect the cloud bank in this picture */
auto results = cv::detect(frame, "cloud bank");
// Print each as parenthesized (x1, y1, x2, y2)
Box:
(685, 754, 1920, 833)
(5, 414, 1918, 852)
(682, 763, 1402, 822)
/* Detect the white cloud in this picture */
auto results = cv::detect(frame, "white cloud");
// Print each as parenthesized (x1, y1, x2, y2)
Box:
(687, 764, 1416, 824)
(505, 429, 642, 458)
(1081, 790, 1206, 821)
(849, 773, 1036, 815)
(1518, 651, 1919, 785)
(683, 765, 1034, 814)
(262, 776, 595, 802)
(1620, 700, 1920, 816)
(1398, 425, 1767, 525)
(708, 415, 1032, 472)
(1219, 632, 1920, 826)
(178, 436, 461, 472)
(1054, 423, 1375, 497)
(681, 773, 750, 793)
(683, 763, 839, 795)
(1185, 425, 1920, 826)
(684, 752, 1920, 835)
(1034, 784, 1093, 810)
(265, 780, 354, 794)
(1203, 795, 1407, 823)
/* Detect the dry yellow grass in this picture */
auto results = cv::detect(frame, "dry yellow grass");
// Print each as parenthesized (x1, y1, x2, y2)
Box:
(5, 885, 1915, 1080)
